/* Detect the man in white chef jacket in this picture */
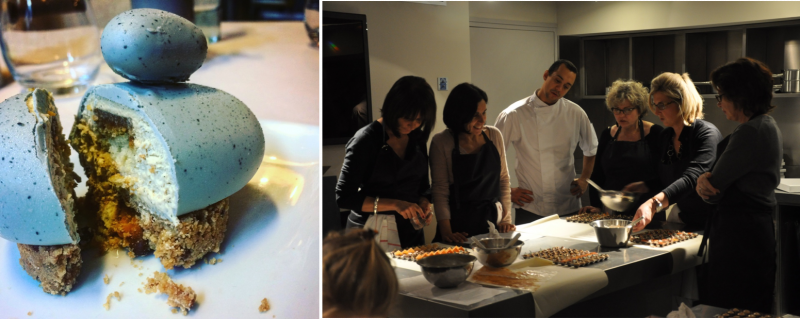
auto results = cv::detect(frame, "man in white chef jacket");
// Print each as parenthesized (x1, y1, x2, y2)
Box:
(495, 60, 598, 224)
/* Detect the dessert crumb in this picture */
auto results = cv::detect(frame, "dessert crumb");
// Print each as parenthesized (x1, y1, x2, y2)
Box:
(143, 271, 196, 314)
(139, 273, 143, 276)
(103, 274, 110, 285)
(27, 311, 32, 316)
(103, 293, 113, 310)
(114, 291, 121, 301)
(259, 298, 270, 312)
(119, 282, 125, 287)
(172, 309, 178, 314)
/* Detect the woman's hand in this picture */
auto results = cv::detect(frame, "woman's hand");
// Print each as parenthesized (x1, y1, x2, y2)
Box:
(418, 197, 432, 216)
(696, 172, 719, 200)
(511, 187, 534, 206)
(499, 222, 516, 233)
(632, 199, 655, 232)
(439, 222, 468, 243)
(393, 200, 424, 220)
(623, 181, 649, 193)
(579, 206, 601, 214)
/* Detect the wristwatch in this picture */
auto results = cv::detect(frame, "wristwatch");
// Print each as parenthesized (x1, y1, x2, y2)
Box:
(652, 197, 664, 212)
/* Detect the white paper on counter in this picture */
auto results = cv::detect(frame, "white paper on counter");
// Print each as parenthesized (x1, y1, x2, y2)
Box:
(632, 234, 705, 273)
(467, 257, 608, 318)
(531, 265, 608, 317)
(399, 275, 507, 306)
(516, 214, 560, 231)
(517, 218, 597, 240)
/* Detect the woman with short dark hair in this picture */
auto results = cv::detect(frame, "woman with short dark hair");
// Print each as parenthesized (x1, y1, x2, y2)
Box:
(336, 76, 437, 249)
(430, 83, 514, 243)
(695, 57, 781, 312)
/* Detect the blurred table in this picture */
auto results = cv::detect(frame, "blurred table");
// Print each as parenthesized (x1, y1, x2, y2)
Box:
(0, 21, 319, 131)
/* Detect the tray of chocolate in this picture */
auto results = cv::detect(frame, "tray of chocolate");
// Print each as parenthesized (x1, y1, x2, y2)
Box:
(630, 229, 699, 247)
(391, 244, 470, 262)
(522, 247, 609, 268)
(714, 308, 772, 318)
(565, 212, 633, 224)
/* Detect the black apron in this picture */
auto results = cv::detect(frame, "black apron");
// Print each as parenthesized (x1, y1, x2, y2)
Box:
(433, 131, 501, 241)
(697, 135, 776, 312)
(356, 133, 428, 248)
(602, 120, 657, 214)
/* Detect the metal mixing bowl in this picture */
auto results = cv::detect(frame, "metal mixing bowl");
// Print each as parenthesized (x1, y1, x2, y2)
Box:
(416, 254, 477, 288)
(471, 238, 524, 268)
(599, 190, 639, 212)
(591, 219, 633, 247)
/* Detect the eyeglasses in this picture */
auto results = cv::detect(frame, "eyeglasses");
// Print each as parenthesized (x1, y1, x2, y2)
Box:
(610, 107, 637, 115)
(715, 94, 725, 102)
(653, 100, 678, 110)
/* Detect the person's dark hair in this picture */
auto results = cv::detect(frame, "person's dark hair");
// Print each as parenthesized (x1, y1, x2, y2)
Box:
(547, 59, 578, 75)
(380, 76, 437, 141)
(710, 57, 776, 117)
(322, 228, 398, 318)
(442, 83, 488, 134)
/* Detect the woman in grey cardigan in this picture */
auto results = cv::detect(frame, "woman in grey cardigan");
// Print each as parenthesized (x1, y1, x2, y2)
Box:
(696, 57, 781, 312)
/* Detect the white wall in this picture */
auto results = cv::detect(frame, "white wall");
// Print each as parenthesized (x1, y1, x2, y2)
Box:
(557, 1, 800, 36)
(469, 1, 557, 24)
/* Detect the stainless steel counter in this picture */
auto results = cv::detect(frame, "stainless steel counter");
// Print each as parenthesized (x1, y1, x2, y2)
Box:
(392, 227, 689, 317)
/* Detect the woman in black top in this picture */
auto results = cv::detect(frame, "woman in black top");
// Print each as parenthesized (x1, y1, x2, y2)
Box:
(626, 72, 722, 232)
(695, 58, 781, 312)
(335, 76, 437, 249)
(581, 80, 663, 215)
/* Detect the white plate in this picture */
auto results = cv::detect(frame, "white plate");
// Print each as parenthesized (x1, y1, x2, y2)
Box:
(0, 120, 320, 318)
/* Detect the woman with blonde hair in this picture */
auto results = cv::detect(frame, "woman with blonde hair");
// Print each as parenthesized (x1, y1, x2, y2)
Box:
(323, 229, 398, 317)
(624, 73, 722, 232)
(580, 79, 663, 215)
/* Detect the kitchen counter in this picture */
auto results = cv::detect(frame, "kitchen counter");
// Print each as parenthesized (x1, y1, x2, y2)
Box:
(392, 219, 703, 317)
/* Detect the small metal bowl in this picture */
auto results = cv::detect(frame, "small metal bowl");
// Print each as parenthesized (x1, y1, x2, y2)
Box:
(599, 190, 639, 212)
(416, 254, 477, 288)
(471, 238, 524, 268)
(591, 219, 633, 247)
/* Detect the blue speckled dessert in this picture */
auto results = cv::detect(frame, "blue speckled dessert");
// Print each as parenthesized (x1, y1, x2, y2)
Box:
(67, 9, 264, 269)
(69, 82, 264, 269)
(0, 89, 82, 294)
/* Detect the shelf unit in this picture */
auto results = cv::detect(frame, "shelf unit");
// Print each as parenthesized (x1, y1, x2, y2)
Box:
(576, 19, 800, 97)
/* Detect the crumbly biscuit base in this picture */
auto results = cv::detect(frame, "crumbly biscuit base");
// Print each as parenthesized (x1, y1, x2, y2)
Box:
(17, 243, 81, 295)
(139, 198, 229, 270)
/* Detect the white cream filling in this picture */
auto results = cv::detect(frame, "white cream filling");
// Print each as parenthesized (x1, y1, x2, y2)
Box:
(83, 95, 178, 224)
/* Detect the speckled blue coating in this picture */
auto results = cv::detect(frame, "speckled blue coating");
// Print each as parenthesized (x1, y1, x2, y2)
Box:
(0, 90, 76, 245)
(77, 82, 265, 218)
(101, 9, 207, 83)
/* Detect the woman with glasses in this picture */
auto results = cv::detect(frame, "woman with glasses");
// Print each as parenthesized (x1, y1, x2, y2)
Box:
(430, 83, 515, 243)
(336, 76, 436, 249)
(579, 80, 663, 215)
(625, 72, 722, 232)
(694, 58, 780, 312)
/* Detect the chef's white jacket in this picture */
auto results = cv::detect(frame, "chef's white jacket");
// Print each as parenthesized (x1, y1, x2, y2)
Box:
(495, 91, 598, 216)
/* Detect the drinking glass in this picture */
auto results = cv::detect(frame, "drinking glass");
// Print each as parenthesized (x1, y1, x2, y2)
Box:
(194, 0, 220, 44)
(0, 0, 102, 95)
(304, 0, 319, 47)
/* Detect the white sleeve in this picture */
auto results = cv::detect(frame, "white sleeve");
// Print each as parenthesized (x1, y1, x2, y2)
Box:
(578, 109, 598, 157)
(494, 110, 518, 152)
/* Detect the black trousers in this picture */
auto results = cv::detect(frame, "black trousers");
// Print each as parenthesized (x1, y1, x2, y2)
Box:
(515, 208, 577, 225)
